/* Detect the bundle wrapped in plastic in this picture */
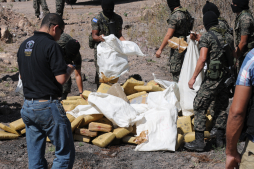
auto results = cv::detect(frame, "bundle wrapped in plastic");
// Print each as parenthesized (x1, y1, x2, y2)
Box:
(168, 37, 188, 53)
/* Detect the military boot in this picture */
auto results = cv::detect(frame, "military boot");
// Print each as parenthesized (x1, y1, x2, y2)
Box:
(210, 127, 218, 138)
(184, 131, 206, 151)
(216, 129, 225, 148)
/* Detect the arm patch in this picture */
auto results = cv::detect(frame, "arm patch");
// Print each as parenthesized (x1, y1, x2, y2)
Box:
(92, 18, 98, 23)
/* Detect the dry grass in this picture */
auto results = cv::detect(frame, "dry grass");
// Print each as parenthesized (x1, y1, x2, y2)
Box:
(130, 0, 254, 48)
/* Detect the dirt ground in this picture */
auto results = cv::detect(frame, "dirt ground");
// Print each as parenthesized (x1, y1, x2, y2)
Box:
(0, 0, 244, 168)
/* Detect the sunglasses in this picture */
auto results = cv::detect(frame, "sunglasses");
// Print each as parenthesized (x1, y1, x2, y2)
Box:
(49, 23, 64, 34)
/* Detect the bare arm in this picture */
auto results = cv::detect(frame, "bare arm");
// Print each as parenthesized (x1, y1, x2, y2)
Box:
(236, 35, 248, 58)
(55, 64, 75, 85)
(226, 85, 252, 169)
(155, 28, 175, 58)
(188, 47, 208, 89)
(75, 69, 84, 98)
(92, 30, 105, 42)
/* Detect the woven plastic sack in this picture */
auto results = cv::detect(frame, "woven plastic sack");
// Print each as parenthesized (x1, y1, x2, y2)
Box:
(15, 75, 24, 97)
(178, 37, 204, 116)
(97, 34, 145, 82)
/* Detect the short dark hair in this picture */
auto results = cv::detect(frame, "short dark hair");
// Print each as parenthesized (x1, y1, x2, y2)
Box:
(41, 13, 65, 30)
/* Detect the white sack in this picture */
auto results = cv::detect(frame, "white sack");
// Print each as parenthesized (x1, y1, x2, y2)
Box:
(88, 92, 143, 127)
(15, 75, 24, 97)
(178, 37, 204, 116)
(153, 73, 174, 89)
(66, 105, 101, 118)
(97, 35, 145, 80)
(135, 84, 179, 151)
(130, 104, 149, 115)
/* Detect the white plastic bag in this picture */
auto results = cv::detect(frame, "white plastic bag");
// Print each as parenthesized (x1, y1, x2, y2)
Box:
(66, 105, 101, 118)
(135, 84, 179, 151)
(15, 75, 24, 97)
(88, 92, 143, 127)
(178, 37, 204, 116)
(97, 35, 145, 80)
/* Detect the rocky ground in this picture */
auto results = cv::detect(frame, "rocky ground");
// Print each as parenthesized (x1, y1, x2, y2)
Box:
(0, 0, 245, 168)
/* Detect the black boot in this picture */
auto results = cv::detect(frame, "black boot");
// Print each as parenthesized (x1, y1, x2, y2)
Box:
(184, 131, 206, 151)
(210, 127, 218, 138)
(216, 129, 225, 148)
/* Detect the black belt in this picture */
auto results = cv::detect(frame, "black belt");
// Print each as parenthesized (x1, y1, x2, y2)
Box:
(25, 95, 59, 101)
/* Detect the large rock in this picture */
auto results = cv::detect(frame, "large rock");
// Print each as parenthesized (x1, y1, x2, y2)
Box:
(1, 25, 13, 43)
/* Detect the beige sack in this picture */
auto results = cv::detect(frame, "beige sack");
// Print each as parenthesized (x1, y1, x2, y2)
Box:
(96, 117, 113, 126)
(97, 83, 112, 93)
(184, 131, 210, 143)
(88, 122, 112, 132)
(66, 96, 82, 100)
(92, 132, 116, 148)
(77, 99, 88, 105)
(113, 126, 133, 139)
(9, 118, 25, 131)
(177, 116, 192, 134)
(122, 136, 137, 144)
(122, 78, 144, 96)
(127, 91, 147, 101)
(66, 114, 75, 122)
(63, 105, 76, 112)
(175, 134, 184, 150)
(134, 85, 163, 92)
(99, 72, 119, 83)
(0, 131, 19, 140)
(80, 114, 104, 127)
(168, 37, 188, 53)
(20, 128, 26, 135)
(75, 128, 98, 137)
(73, 134, 90, 143)
(107, 83, 129, 103)
(134, 130, 148, 144)
(71, 115, 85, 132)
(62, 100, 78, 105)
(82, 90, 91, 99)
(0, 123, 20, 135)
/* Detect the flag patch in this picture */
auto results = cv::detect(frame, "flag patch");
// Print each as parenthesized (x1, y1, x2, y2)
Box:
(92, 18, 98, 23)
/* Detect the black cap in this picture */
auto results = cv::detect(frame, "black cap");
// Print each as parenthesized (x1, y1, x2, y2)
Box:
(232, 0, 249, 10)
(202, 1, 220, 17)
(167, 0, 180, 11)
(203, 11, 218, 31)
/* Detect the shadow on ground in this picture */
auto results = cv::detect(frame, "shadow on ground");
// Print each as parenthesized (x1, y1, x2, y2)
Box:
(71, 0, 143, 6)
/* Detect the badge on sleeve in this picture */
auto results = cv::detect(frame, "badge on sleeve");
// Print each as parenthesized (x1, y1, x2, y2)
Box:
(92, 18, 98, 23)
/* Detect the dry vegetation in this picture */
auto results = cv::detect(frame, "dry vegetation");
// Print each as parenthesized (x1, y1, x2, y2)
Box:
(127, 0, 254, 49)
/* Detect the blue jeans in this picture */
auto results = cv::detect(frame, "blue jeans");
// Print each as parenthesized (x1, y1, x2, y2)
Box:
(21, 99, 75, 169)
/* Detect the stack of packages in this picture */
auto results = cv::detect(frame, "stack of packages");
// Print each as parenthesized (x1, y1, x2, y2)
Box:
(177, 112, 212, 144)
(0, 118, 26, 139)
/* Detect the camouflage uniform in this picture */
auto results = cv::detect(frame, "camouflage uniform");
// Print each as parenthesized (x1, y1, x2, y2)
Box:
(168, 7, 192, 82)
(91, 12, 123, 86)
(208, 17, 233, 118)
(33, 0, 50, 17)
(234, 10, 254, 74)
(194, 25, 234, 132)
(57, 33, 82, 94)
(56, 0, 65, 18)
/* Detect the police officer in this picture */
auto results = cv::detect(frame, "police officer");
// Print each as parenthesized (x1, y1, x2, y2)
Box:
(155, 0, 193, 82)
(33, 0, 50, 18)
(57, 33, 83, 100)
(91, 0, 125, 88)
(232, 0, 254, 74)
(185, 11, 235, 151)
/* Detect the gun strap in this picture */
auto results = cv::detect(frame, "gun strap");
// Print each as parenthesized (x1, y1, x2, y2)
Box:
(208, 31, 223, 49)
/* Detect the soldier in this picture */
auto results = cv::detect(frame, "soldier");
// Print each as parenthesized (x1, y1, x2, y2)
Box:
(91, 0, 125, 88)
(56, 0, 65, 18)
(202, 1, 234, 138)
(57, 33, 83, 100)
(155, 0, 193, 82)
(203, 1, 233, 35)
(232, 0, 254, 74)
(185, 11, 235, 151)
(33, 0, 50, 18)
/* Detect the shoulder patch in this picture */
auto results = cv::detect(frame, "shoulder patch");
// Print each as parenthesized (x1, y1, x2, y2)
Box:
(92, 18, 98, 23)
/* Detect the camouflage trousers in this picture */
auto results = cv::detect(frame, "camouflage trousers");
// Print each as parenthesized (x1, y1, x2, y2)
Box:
(63, 78, 72, 94)
(56, 0, 65, 18)
(169, 48, 186, 82)
(33, 0, 49, 17)
(94, 47, 100, 88)
(194, 76, 229, 131)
